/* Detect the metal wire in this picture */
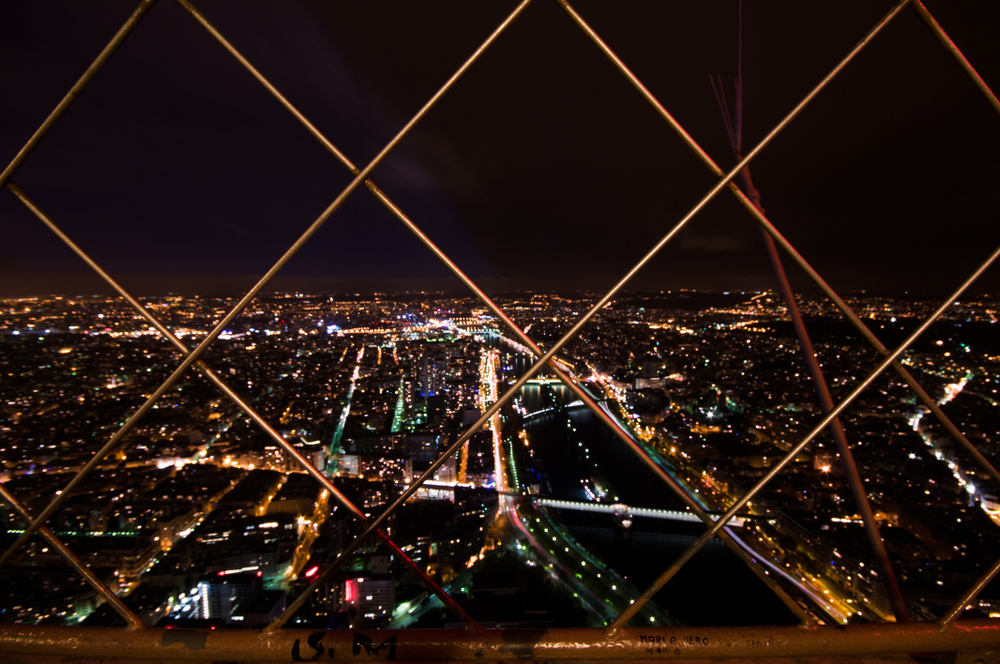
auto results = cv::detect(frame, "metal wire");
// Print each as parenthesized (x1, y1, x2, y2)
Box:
(0, 479, 144, 629)
(696, 7, 1000, 623)
(939, 554, 1000, 626)
(0, 0, 532, 572)
(1, 0, 999, 654)
(170, 0, 814, 628)
(6, 181, 477, 629)
(0, 0, 158, 190)
(912, 1, 1000, 117)
(757, 226, 909, 622)
(555, 0, 913, 624)
(611, 239, 1000, 631)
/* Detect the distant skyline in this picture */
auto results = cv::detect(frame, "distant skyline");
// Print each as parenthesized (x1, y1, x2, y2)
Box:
(3, 1, 1000, 298)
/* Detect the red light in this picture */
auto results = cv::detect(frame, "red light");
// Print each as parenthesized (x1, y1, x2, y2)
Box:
(218, 571, 225, 576)
(257, 570, 263, 577)
(305, 566, 319, 578)
(345, 579, 356, 603)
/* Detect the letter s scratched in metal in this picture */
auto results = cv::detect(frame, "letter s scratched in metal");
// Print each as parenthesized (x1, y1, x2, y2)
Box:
(293, 632, 327, 661)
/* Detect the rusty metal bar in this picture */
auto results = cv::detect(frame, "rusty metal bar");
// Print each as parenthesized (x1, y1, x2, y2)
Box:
(754, 218, 908, 623)
(732, 110, 906, 616)
(0, 0, 531, 572)
(6, 182, 478, 629)
(1, 620, 999, 661)
(172, 0, 812, 628)
(741, 154, 906, 621)
(0, 0, 157, 190)
(748, 192, 1000, 495)
(611, 238, 1000, 631)
(734, 171, 1000, 491)
(0, 480, 145, 629)
(912, 1, 1000, 117)
(754, 3, 1000, 493)
(704, 0, 906, 619)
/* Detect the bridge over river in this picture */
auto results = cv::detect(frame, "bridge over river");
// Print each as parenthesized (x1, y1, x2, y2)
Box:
(533, 497, 746, 527)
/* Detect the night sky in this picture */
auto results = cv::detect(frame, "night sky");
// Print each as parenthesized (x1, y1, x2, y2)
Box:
(2, 1, 1000, 298)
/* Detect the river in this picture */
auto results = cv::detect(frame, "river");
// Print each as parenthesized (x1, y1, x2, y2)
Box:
(510, 354, 797, 626)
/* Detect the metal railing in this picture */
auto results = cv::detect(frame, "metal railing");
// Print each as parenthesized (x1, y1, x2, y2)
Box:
(2, 1, 1000, 660)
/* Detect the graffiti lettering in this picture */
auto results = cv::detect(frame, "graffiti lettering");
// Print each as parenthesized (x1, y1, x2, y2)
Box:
(292, 631, 328, 661)
(640, 634, 708, 649)
(353, 633, 397, 660)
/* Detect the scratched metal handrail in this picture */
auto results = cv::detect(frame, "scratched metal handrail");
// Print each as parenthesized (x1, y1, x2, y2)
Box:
(2, 1, 1000, 660)
(1, 620, 999, 662)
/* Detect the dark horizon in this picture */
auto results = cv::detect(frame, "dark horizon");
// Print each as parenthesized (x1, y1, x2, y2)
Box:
(3, 2, 1000, 302)
(2, 272, 992, 303)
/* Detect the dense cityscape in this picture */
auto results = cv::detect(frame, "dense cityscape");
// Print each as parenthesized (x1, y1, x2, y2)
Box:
(1, 289, 999, 629)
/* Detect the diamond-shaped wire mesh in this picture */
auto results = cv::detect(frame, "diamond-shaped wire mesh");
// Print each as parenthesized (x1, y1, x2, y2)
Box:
(2, 0, 1000, 657)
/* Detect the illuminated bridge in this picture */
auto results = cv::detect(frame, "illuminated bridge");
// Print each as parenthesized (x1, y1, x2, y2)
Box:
(534, 498, 747, 528)
(2, 1, 1000, 663)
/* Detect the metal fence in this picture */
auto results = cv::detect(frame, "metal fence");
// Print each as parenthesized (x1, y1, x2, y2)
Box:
(2, 0, 1000, 661)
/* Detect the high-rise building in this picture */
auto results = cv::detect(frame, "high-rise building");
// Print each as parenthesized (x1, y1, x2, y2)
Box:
(194, 573, 261, 623)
